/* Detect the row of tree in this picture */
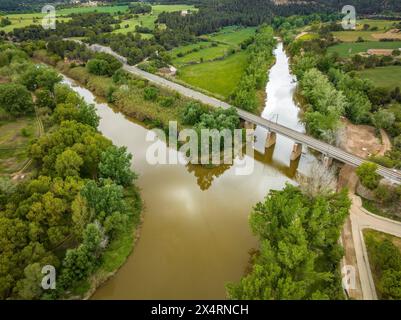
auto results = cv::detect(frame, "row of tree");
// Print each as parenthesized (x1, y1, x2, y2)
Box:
(231, 25, 276, 112)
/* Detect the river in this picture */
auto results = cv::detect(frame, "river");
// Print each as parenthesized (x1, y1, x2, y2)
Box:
(61, 42, 314, 299)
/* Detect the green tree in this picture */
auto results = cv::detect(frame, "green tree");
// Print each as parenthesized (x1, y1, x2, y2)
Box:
(55, 149, 84, 178)
(356, 162, 381, 190)
(35, 88, 55, 110)
(380, 270, 401, 299)
(19, 65, 61, 92)
(99, 146, 136, 186)
(373, 110, 395, 130)
(0, 83, 34, 116)
(14, 263, 43, 300)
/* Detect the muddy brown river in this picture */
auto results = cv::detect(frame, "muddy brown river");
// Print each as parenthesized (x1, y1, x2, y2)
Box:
(62, 42, 315, 299)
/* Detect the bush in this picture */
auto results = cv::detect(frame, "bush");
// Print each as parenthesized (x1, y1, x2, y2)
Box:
(356, 162, 381, 190)
(0, 83, 34, 116)
(159, 96, 175, 108)
(143, 87, 159, 101)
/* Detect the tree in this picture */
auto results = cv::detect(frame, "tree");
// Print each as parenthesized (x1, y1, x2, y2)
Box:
(80, 180, 127, 223)
(373, 110, 395, 130)
(35, 88, 55, 110)
(86, 59, 110, 76)
(356, 162, 381, 190)
(19, 65, 61, 92)
(99, 146, 136, 186)
(60, 245, 93, 286)
(14, 263, 43, 300)
(0, 83, 34, 116)
(55, 149, 83, 178)
(380, 270, 401, 300)
(227, 184, 350, 300)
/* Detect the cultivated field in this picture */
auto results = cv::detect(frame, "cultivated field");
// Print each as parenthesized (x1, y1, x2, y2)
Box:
(333, 19, 400, 42)
(328, 41, 401, 57)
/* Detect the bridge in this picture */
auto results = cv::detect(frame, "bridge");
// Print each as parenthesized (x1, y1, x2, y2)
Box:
(84, 42, 401, 184)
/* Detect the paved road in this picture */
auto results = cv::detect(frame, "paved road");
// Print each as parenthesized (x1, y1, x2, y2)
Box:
(350, 194, 401, 300)
(84, 42, 401, 183)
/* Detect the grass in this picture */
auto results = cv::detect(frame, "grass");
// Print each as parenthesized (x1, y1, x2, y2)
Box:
(333, 31, 377, 42)
(0, 117, 37, 175)
(112, 4, 196, 34)
(177, 50, 248, 99)
(356, 66, 401, 90)
(200, 26, 256, 46)
(1, 4, 195, 33)
(327, 41, 401, 57)
(172, 43, 231, 67)
(361, 197, 401, 222)
(363, 229, 401, 299)
(356, 19, 399, 31)
(54, 58, 208, 129)
(297, 33, 319, 41)
(332, 19, 400, 42)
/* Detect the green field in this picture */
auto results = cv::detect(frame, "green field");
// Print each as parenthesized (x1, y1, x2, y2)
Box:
(112, 4, 196, 34)
(172, 43, 231, 67)
(357, 66, 401, 89)
(328, 41, 401, 57)
(0, 117, 37, 175)
(356, 19, 399, 31)
(0, 4, 195, 33)
(332, 30, 377, 42)
(200, 26, 256, 46)
(333, 19, 399, 42)
(177, 51, 248, 99)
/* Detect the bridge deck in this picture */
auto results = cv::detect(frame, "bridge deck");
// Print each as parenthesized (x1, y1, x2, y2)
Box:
(87, 43, 401, 183)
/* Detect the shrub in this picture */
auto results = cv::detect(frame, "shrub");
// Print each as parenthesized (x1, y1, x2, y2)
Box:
(143, 87, 159, 101)
(356, 162, 381, 190)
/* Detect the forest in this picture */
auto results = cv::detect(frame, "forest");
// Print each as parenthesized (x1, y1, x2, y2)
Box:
(0, 43, 141, 299)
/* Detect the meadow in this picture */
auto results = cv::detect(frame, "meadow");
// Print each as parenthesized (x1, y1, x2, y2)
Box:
(356, 66, 401, 90)
(327, 41, 401, 57)
(200, 26, 257, 46)
(112, 4, 196, 34)
(0, 117, 37, 175)
(0, 4, 195, 33)
(177, 51, 248, 99)
(169, 26, 256, 97)
(172, 43, 231, 67)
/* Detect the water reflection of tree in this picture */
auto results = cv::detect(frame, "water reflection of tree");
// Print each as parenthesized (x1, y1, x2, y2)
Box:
(186, 163, 232, 191)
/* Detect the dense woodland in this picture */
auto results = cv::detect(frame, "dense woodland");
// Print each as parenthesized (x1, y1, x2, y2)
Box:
(227, 184, 351, 299)
(0, 44, 141, 299)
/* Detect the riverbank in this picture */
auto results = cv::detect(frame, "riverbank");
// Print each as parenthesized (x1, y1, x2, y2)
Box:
(33, 49, 215, 131)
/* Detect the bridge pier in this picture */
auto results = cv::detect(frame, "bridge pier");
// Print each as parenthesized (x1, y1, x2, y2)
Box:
(290, 143, 302, 161)
(323, 155, 333, 167)
(243, 121, 255, 130)
(265, 131, 277, 149)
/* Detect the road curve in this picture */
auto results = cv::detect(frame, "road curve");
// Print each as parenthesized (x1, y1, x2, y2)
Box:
(350, 194, 401, 300)
(85, 42, 401, 183)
